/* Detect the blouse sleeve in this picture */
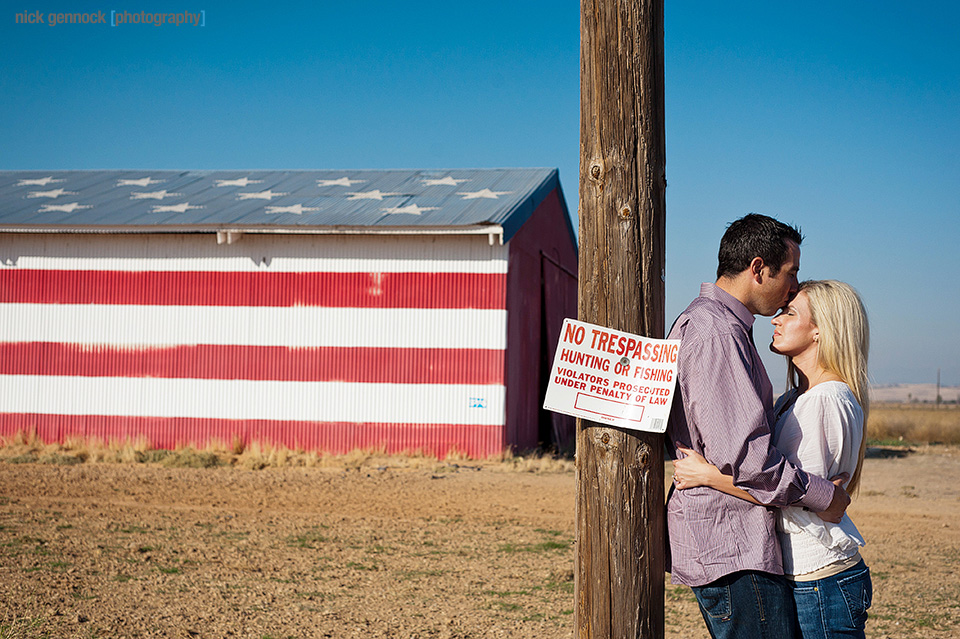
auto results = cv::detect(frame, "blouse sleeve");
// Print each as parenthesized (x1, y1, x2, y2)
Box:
(790, 394, 840, 479)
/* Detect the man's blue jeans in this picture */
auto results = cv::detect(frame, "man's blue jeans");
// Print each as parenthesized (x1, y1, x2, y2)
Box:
(788, 560, 872, 639)
(691, 570, 797, 639)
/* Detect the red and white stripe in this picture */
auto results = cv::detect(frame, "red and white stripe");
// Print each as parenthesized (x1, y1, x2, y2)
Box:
(0, 233, 509, 456)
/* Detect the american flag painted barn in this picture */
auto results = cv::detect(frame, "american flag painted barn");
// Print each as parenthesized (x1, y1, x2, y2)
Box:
(0, 169, 577, 457)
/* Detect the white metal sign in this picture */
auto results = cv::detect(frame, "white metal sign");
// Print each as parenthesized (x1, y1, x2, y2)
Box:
(543, 318, 679, 433)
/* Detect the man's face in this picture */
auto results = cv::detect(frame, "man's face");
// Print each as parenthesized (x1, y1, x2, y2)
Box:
(755, 239, 800, 316)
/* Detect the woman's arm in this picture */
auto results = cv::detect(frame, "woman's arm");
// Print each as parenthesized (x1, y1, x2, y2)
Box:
(672, 446, 763, 505)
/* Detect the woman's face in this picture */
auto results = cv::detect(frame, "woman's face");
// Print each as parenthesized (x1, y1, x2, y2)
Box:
(770, 290, 819, 358)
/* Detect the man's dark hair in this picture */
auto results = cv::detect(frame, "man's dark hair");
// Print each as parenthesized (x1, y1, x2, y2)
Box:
(716, 213, 803, 279)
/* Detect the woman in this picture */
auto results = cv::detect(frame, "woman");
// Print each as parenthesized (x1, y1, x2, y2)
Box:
(672, 279, 873, 639)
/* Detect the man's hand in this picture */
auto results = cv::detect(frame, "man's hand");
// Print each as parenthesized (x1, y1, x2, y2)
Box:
(815, 475, 851, 523)
(672, 446, 723, 490)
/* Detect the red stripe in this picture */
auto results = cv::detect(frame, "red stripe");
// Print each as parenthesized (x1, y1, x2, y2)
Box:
(0, 413, 505, 459)
(0, 342, 504, 385)
(0, 270, 505, 309)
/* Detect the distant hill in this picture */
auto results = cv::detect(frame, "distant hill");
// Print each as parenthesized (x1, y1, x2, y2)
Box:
(870, 383, 960, 404)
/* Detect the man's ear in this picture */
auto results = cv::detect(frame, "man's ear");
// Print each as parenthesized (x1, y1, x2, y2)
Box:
(749, 257, 765, 283)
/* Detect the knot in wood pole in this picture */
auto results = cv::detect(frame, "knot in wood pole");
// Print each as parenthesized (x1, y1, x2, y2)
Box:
(636, 442, 651, 468)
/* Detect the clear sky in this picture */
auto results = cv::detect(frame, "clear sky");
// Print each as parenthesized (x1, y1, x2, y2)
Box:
(2, 1, 958, 386)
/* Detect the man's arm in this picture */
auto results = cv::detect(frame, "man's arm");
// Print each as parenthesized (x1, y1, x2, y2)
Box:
(679, 332, 841, 514)
(673, 445, 850, 523)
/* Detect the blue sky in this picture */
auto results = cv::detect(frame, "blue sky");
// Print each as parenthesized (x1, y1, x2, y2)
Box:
(2, 1, 958, 386)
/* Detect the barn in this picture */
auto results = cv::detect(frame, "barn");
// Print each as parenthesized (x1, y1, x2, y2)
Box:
(0, 169, 578, 458)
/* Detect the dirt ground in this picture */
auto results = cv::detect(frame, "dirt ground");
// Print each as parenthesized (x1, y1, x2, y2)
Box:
(1, 446, 959, 638)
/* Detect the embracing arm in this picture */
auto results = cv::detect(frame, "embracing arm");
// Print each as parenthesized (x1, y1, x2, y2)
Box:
(672, 446, 762, 505)
(672, 332, 848, 520)
(676, 336, 826, 506)
(673, 445, 849, 515)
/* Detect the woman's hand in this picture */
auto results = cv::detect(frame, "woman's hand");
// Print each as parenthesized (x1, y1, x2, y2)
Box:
(672, 445, 723, 490)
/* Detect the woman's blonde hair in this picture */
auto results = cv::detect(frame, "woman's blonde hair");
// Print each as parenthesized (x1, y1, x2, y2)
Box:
(786, 280, 870, 493)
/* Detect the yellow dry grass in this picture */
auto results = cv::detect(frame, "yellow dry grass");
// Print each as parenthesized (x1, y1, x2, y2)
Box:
(867, 403, 960, 445)
(4, 405, 958, 470)
(0, 429, 574, 474)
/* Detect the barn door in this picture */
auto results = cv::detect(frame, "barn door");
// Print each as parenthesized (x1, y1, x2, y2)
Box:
(540, 252, 577, 453)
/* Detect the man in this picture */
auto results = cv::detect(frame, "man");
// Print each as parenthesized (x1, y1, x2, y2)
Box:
(665, 213, 850, 639)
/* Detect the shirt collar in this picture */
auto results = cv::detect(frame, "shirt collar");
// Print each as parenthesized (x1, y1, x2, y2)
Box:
(699, 282, 755, 330)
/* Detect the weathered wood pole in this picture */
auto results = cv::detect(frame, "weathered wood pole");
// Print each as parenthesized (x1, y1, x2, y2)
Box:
(576, 0, 666, 637)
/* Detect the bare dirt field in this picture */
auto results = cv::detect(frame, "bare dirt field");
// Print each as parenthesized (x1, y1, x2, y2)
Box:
(1, 446, 959, 638)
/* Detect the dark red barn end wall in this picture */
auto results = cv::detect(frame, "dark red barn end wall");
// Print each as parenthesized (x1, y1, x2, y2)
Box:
(505, 188, 578, 453)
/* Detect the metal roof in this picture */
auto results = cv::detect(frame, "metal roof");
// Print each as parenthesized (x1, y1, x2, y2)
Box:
(0, 168, 572, 244)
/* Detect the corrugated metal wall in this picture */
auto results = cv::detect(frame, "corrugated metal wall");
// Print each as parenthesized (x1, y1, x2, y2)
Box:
(0, 232, 508, 457)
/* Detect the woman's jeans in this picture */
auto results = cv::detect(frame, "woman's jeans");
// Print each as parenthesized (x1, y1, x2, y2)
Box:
(788, 560, 872, 639)
(691, 570, 797, 639)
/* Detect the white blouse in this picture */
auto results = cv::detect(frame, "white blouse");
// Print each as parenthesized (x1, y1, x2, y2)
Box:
(773, 381, 866, 575)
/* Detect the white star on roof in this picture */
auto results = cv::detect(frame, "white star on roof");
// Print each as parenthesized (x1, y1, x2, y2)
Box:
(38, 202, 92, 213)
(17, 176, 63, 187)
(151, 202, 204, 213)
(458, 188, 512, 200)
(422, 176, 469, 186)
(237, 190, 288, 200)
(317, 177, 365, 187)
(265, 204, 319, 215)
(117, 177, 163, 187)
(382, 204, 438, 216)
(28, 188, 75, 199)
(131, 190, 182, 200)
(216, 177, 263, 187)
(346, 190, 402, 201)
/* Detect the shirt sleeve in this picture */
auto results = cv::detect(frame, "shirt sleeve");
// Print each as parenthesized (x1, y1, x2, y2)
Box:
(790, 395, 842, 480)
(679, 331, 834, 511)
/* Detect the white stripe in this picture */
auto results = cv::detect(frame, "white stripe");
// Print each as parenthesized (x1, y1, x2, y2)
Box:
(0, 375, 506, 425)
(0, 233, 509, 274)
(0, 304, 507, 349)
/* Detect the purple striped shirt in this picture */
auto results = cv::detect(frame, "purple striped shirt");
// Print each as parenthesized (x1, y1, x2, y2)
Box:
(665, 283, 834, 586)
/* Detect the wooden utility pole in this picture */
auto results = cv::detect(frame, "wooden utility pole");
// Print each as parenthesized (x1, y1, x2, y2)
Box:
(576, 0, 666, 637)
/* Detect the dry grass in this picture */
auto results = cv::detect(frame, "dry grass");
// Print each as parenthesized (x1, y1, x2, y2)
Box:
(867, 403, 960, 445)
(5, 407, 957, 470)
(0, 430, 575, 474)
